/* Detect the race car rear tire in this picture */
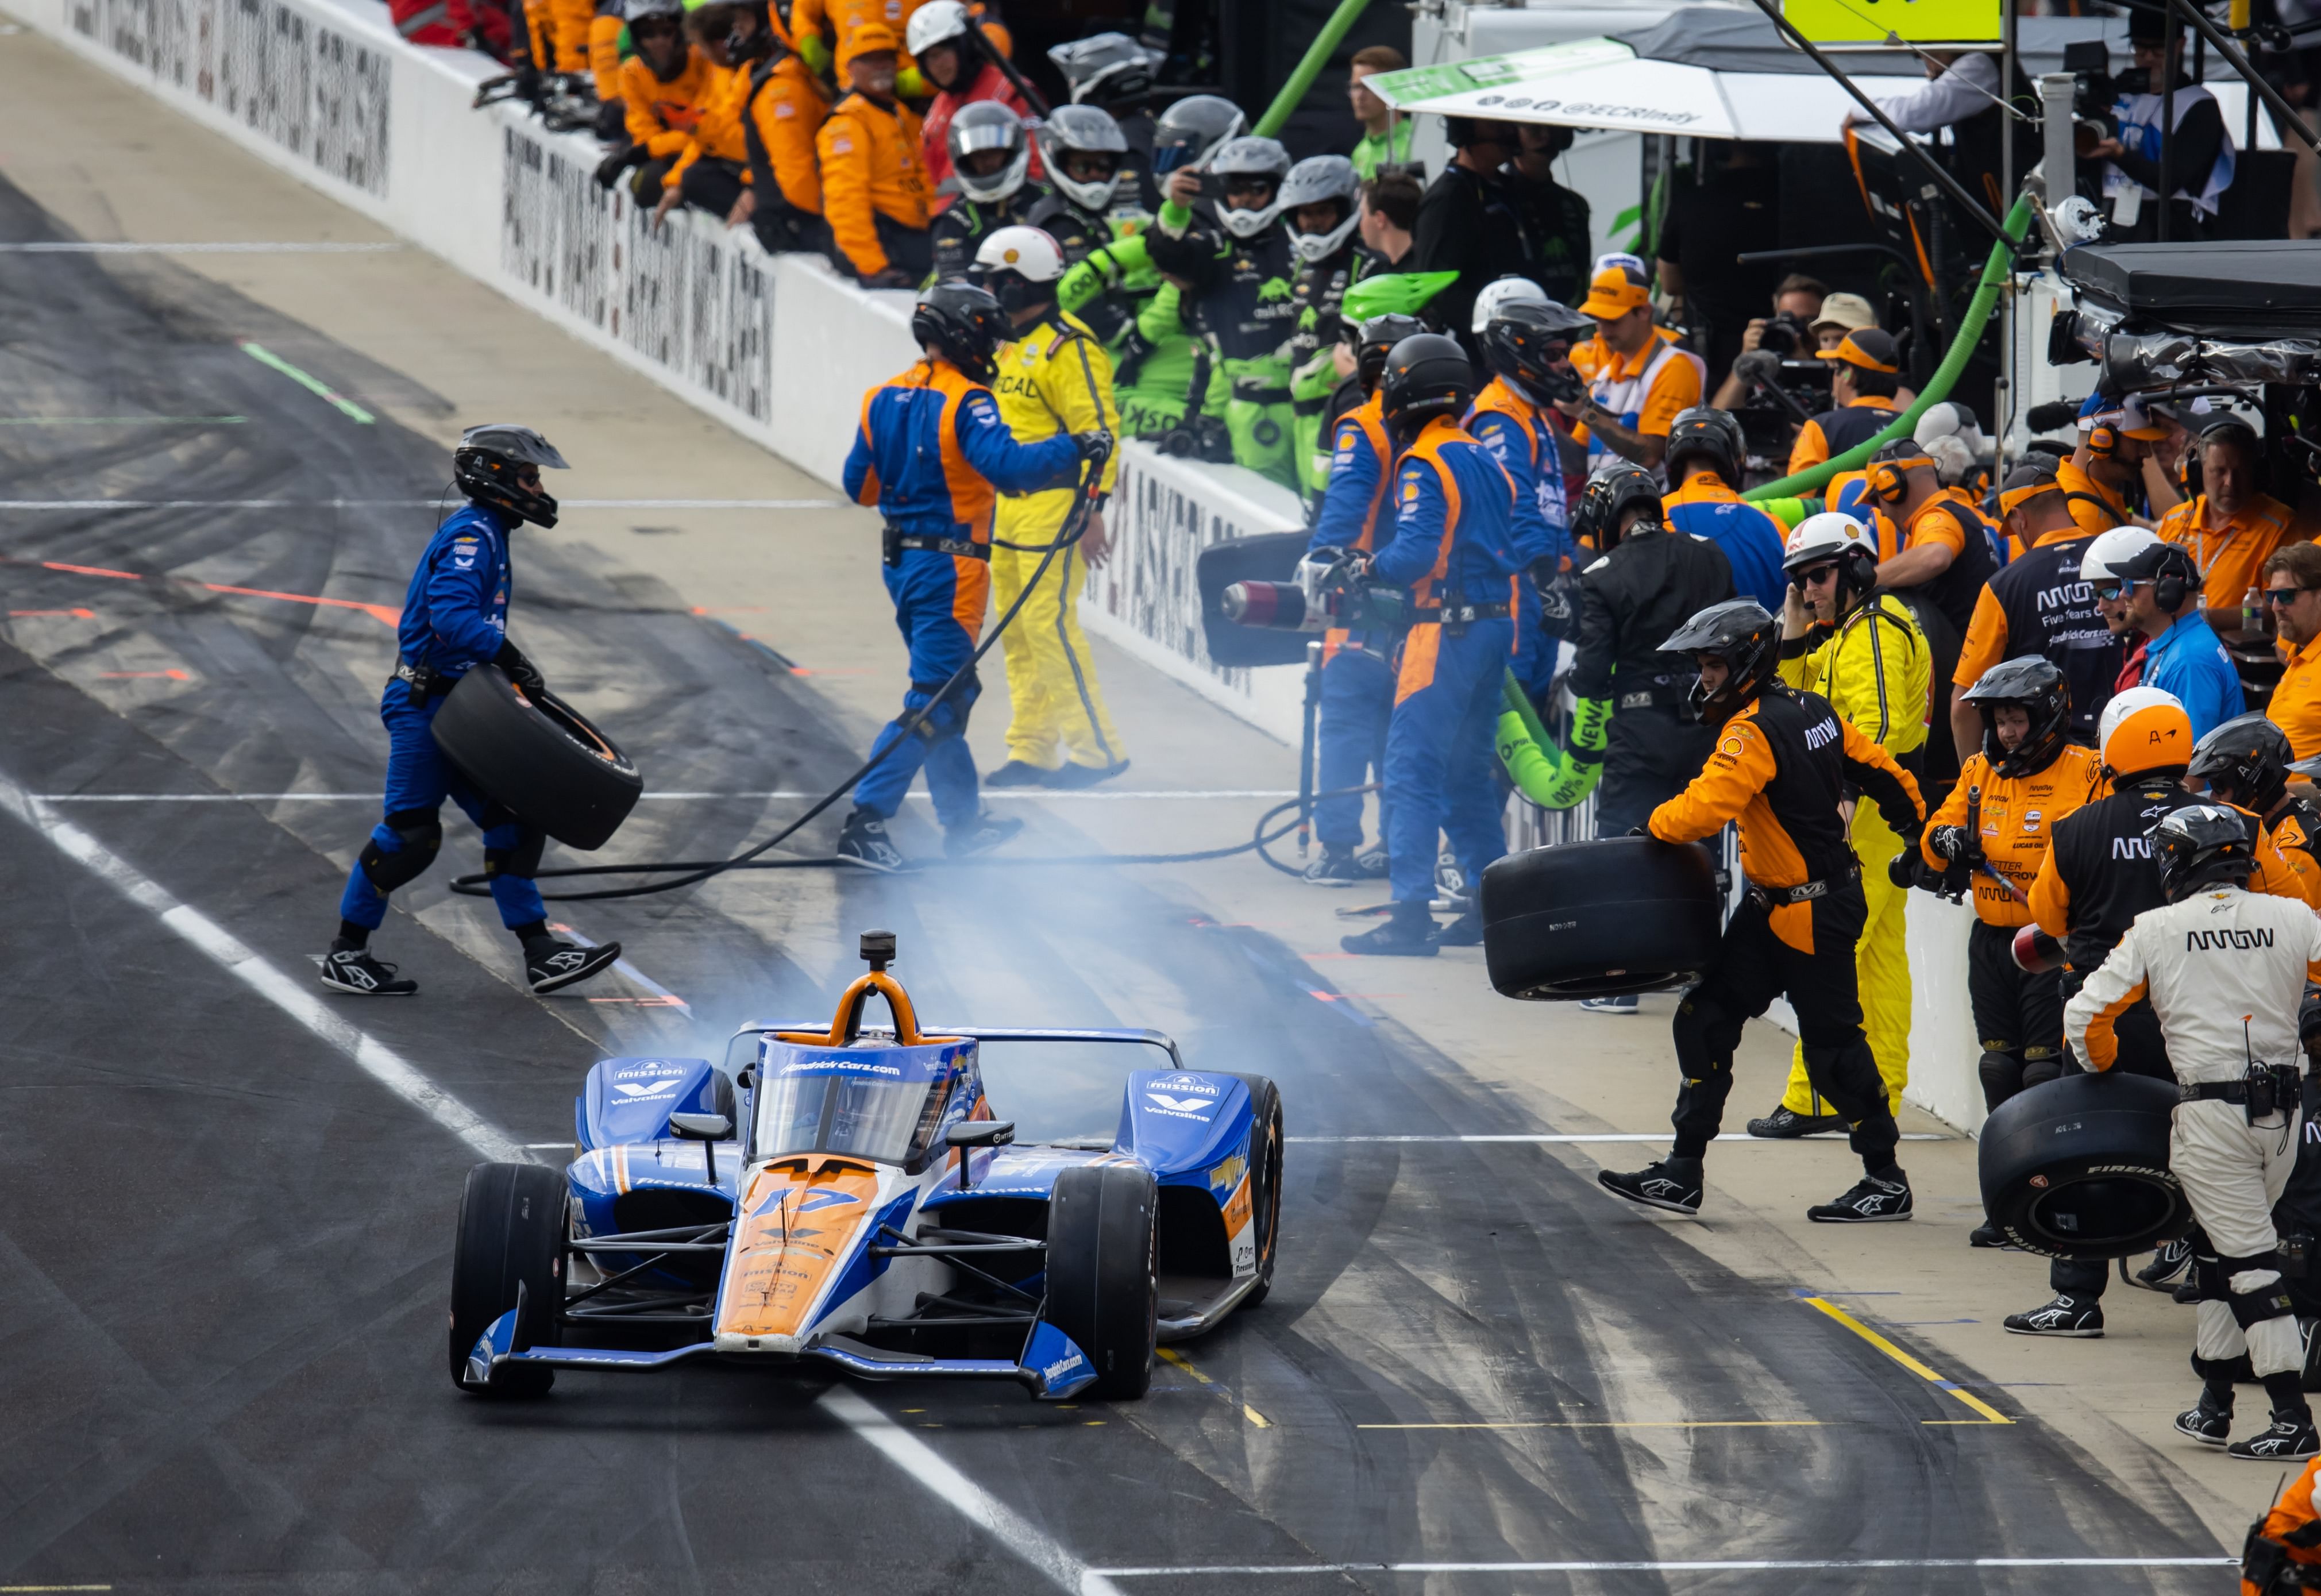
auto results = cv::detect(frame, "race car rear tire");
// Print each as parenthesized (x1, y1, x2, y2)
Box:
(429, 664, 643, 851)
(1479, 836, 1724, 1000)
(1978, 1070, 2193, 1260)
(1044, 1163, 1158, 1400)
(1225, 1074, 1283, 1308)
(449, 1161, 566, 1397)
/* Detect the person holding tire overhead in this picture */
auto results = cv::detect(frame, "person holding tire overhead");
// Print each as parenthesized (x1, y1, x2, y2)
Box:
(2064, 803, 2321, 1462)
(835, 281, 1104, 871)
(321, 425, 622, 999)
(1599, 599, 1927, 1222)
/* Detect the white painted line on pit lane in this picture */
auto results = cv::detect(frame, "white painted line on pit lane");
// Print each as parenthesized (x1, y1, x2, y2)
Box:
(819, 1388, 1123, 1596)
(34, 790, 1301, 803)
(0, 774, 528, 1163)
(0, 241, 404, 253)
(545, 921, 687, 1008)
(1290, 1133, 1952, 1143)
(1084, 1559, 2238, 1578)
(0, 498, 841, 510)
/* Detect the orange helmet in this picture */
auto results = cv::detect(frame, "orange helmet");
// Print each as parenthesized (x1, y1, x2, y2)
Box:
(2099, 685, 2195, 777)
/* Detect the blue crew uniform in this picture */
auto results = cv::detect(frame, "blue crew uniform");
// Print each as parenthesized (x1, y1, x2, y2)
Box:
(2139, 610, 2245, 739)
(843, 356, 1083, 830)
(1466, 376, 1571, 700)
(1307, 392, 1398, 859)
(1374, 415, 1524, 905)
(336, 501, 550, 938)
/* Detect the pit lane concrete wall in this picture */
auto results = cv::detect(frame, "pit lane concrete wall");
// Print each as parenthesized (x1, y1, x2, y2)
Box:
(16, 0, 1987, 1131)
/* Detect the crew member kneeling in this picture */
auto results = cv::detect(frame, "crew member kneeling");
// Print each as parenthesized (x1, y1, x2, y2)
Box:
(322, 426, 622, 999)
(836, 282, 1106, 870)
(1601, 599, 1927, 1221)
(2065, 804, 2321, 1462)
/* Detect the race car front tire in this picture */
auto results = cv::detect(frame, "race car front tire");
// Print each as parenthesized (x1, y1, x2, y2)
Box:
(1044, 1163, 1158, 1400)
(449, 1161, 566, 1397)
(1225, 1074, 1283, 1307)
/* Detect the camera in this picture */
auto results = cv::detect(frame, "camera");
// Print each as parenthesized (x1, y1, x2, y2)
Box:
(1757, 310, 1817, 360)
(1221, 548, 1411, 633)
(1158, 414, 1233, 462)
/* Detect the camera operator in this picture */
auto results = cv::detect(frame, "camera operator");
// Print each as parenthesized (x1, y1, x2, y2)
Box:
(2064, 803, 2321, 1460)
(1562, 263, 1706, 476)
(1785, 329, 1903, 478)
(1564, 463, 1736, 1014)
(1706, 274, 1828, 413)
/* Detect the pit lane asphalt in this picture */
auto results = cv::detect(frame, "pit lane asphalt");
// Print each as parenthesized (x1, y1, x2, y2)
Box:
(0, 174, 2237, 1594)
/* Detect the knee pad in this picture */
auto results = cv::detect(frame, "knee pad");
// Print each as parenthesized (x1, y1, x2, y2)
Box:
(485, 828, 546, 881)
(910, 673, 977, 743)
(1977, 1049, 2024, 1102)
(358, 809, 443, 893)
(2223, 1250, 2297, 1328)
(2020, 1053, 2069, 1091)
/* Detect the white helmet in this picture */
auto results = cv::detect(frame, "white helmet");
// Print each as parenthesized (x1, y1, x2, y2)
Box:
(1280, 155, 1362, 263)
(1208, 136, 1291, 239)
(1038, 104, 1128, 212)
(1471, 275, 1548, 334)
(946, 99, 1031, 205)
(1780, 510, 1879, 596)
(2079, 524, 2158, 581)
(973, 225, 1067, 284)
(905, 0, 972, 59)
(2098, 684, 2195, 776)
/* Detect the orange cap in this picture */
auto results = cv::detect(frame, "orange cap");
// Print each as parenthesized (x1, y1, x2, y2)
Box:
(1578, 265, 1649, 319)
(840, 20, 900, 71)
(1818, 327, 1900, 373)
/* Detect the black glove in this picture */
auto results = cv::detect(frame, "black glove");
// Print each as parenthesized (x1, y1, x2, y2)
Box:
(1073, 430, 1115, 466)
(1887, 850, 1921, 891)
(593, 97, 627, 142)
(595, 142, 647, 190)
(1928, 824, 1985, 869)
(494, 639, 546, 699)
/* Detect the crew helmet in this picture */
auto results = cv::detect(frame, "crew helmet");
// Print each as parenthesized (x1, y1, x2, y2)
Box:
(1661, 599, 1782, 726)
(2187, 710, 2296, 816)
(1377, 333, 1475, 437)
(454, 423, 568, 529)
(1048, 32, 1161, 106)
(1354, 313, 1426, 395)
(912, 280, 1012, 383)
(2099, 684, 2195, 778)
(1150, 94, 1245, 175)
(1471, 275, 1548, 334)
(1572, 460, 1664, 552)
(971, 225, 1065, 314)
(1208, 136, 1293, 238)
(2150, 803, 2258, 902)
(625, 0, 681, 19)
(1478, 298, 1589, 410)
(1280, 155, 1361, 262)
(946, 100, 1031, 205)
(1038, 104, 1128, 211)
(905, 0, 973, 60)
(1780, 511, 1880, 604)
(1664, 406, 1746, 491)
(1960, 656, 2072, 778)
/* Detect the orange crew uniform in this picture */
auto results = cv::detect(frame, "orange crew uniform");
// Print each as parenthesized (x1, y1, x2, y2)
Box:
(2156, 490, 2300, 616)
(2054, 457, 2134, 537)
(816, 75, 928, 279)
(2273, 631, 2321, 761)
(588, 2, 624, 99)
(2246, 1458, 2321, 1594)
(618, 47, 716, 158)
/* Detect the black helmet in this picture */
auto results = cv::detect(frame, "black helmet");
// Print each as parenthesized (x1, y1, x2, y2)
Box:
(1355, 313, 1425, 395)
(1378, 333, 1475, 438)
(2188, 710, 2295, 815)
(453, 423, 569, 528)
(1571, 460, 1663, 552)
(1151, 94, 1246, 175)
(1661, 599, 1780, 726)
(2150, 802, 2258, 902)
(1961, 656, 2071, 778)
(1664, 406, 1746, 491)
(724, 0, 772, 62)
(1479, 299, 1590, 409)
(1048, 32, 1160, 106)
(911, 281, 1012, 384)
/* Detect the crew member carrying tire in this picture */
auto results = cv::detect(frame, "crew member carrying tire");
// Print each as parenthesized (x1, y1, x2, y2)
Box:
(1600, 599, 1927, 1221)
(322, 425, 622, 999)
(1906, 657, 2099, 1243)
(2065, 803, 2321, 1462)
(1562, 462, 1736, 1014)
(2010, 687, 2312, 1336)
(835, 282, 1106, 870)
(1746, 514, 1930, 1140)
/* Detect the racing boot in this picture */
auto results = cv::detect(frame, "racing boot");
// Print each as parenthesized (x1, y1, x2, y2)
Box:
(1353, 845, 1390, 880)
(1578, 993, 1637, 1015)
(1968, 1220, 2008, 1248)
(945, 811, 1025, 858)
(836, 806, 910, 872)
(983, 760, 1051, 789)
(2176, 1357, 2241, 1445)
(1746, 1104, 1848, 1139)
(524, 934, 622, 995)
(1598, 1157, 1703, 1217)
(2135, 1236, 2195, 1291)
(2002, 1294, 2104, 1337)
(1807, 1167, 1913, 1223)
(1431, 909, 1483, 947)
(2229, 1382, 2320, 1461)
(1302, 845, 1365, 886)
(1339, 900, 1438, 957)
(1046, 760, 1131, 790)
(319, 941, 417, 996)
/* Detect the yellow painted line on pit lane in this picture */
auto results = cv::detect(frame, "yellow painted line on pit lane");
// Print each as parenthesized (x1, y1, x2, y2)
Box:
(1797, 1292, 2014, 1425)
(1157, 1347, 1271, 1428)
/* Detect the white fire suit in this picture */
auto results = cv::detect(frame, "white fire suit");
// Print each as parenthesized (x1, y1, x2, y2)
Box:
(2064, 885, 2321, 1378)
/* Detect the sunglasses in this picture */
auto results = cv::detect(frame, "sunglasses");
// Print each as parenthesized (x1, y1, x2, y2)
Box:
(1788, 563, 1840, 589)
(2093, 580, 2142, 602)
(2266, 586, 2316, 606)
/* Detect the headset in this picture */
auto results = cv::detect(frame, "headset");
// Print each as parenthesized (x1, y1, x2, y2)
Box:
(1866, 458, 1918, 504)
(2083, 421, 2122, 458)
(2150, 542, 2197, 614)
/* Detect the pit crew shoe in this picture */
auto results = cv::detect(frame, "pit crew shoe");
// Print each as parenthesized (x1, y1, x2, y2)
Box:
(1431, 910, 1483, 947)
(2229, 1410, 2321, 1462)
(526, 938, 621, 994)
(2173, 1392, 2233, 1446)
(1340, 901, 1437, 956)
(1304, 845, 1365, 885)
(1598, 1158, 1703, 1216)
(1969, 1221, 2008, 1248)
(1353, 845, 1389, 879)
(1045, 760, 1129, 789)
(2135, 1237, 2195, 1291)
(319, 945, 417, 996)
(1746, 1104, 1848, 1139)
(1807, 1169, 1913, 1223)
(982, 760, 1051, 789)
(2003, 1294, 2104, 1337)
(945, 811, 1025, 857)
(1578, 993, 1637, 1015)
(836, 807, 909, 872)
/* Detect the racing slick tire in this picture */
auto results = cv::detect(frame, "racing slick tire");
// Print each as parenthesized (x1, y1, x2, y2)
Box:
(449, 1161, 566, 1397)
(429, 664, 643, 851)
(1478, 836, 1722, 1000)
(1198, 531, 1312, 669)
(1225, 1074, 1283, 1307)
(1044, 1163, 1159, 1399)
(1978, 1071, 2193, 1260)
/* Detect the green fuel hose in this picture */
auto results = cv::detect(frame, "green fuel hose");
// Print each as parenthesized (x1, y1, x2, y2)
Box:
(1252, 0, 1375, 138)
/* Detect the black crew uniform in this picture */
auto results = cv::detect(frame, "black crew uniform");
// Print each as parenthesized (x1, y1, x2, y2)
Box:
(1504, 164, 1593, 307)
(1412, 161, 1531, 357)
(1967, 531, 2130, 745)
(1653, 156, 1780, 391)
(1569, 526, 1736, 836)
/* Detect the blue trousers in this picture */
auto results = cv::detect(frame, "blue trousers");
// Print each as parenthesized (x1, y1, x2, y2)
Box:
(1385, 617, 1514, 904)
(1510, 575, 1570, 704)
(853, 549, 986, 831)
(1314, 643, 1394, 851)
(338, 682, 546, 932)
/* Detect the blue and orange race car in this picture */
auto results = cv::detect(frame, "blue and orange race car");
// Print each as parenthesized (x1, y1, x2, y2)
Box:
(448, 931, 1284, 1401)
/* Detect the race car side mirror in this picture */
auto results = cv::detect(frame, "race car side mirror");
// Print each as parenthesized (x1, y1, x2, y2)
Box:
(670, 1112, 733, 1140)
(945, 1120, 1015, 1190)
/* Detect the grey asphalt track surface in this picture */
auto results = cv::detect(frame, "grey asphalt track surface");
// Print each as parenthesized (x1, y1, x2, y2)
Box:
(0, 171, 2241, 1593)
